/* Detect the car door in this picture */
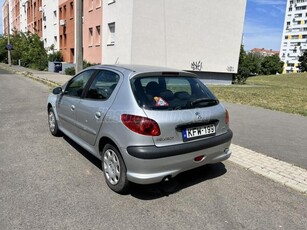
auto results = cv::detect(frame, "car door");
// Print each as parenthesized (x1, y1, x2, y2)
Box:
(75, 69, 121, 145)
(56, 69, 95, 136)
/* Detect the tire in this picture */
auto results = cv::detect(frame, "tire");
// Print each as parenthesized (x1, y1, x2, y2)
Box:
(102, 144, 129, 194)
(48, 107, 61, 136)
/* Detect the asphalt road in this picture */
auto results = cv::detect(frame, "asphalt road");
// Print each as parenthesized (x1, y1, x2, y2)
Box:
(0, 70, 307, 230)
(224, 103, 307, 169)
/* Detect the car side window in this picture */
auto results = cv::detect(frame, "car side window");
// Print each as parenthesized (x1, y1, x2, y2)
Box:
(65, 70, 95, 98)
(85, 70, 120, 100)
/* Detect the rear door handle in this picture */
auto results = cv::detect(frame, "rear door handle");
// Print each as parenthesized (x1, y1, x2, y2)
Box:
(70, 105, 75, 111)
(95, 112, 102, 119)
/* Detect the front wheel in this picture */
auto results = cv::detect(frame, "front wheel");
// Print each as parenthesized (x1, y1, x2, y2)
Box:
(102, 144, 129, 194)
(48, 107, 61, 136)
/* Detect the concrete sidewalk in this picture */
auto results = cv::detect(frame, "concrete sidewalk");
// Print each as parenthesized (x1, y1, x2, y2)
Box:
(1, 63, 307, 195)
(0, 63, 71, 86)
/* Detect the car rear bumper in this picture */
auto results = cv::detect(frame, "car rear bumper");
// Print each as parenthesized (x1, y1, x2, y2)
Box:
(122, 130, 232, 184)
(127, 129, 232, 159)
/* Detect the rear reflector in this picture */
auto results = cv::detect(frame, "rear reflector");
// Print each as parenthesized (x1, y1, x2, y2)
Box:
(194, 155, 205, 162)
(225, 109, 229, 125)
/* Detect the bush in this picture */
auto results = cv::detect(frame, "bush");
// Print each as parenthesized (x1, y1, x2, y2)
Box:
(0, 31, 48, 70)
(48, 51, 63, 62)
(83, 60, 99, 68)
(65, 67, 75, 76)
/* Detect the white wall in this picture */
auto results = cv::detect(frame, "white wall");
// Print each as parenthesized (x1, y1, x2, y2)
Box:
(19, 0, 27, 32)
(103, 0, 246, 75)
(102, 0, 134, 64)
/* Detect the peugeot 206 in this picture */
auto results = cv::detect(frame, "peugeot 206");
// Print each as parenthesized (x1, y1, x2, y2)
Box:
(47, 65, 233, 193)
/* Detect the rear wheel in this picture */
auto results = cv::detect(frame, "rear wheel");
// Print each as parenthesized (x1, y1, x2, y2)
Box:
(48, 107, 61, 136)
(102, 144, 129, 194)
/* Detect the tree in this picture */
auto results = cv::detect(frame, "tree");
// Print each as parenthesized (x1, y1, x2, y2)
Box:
(298, 50, 307, 72)
(234, 45, 262, 84)
(260, 55, 283, 75)
(234, 45, 250, 84)
(0, 31, 48, 70)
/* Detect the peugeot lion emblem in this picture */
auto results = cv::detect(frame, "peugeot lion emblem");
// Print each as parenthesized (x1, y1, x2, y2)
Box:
(195, 112, 202, 120)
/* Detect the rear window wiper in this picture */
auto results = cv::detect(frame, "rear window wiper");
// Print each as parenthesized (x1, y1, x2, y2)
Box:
(191, 98, 219, 107)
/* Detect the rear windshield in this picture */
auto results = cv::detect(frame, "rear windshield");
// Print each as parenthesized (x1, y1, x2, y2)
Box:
(131, 75, 219, 110)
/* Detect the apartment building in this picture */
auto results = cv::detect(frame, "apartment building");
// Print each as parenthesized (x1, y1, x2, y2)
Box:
(3, 0, 246, 82)
(102, 0, 246, 84)
(10, 0, 20, 31)
(26, 0, 43, 37)
(251, 48, 280, 57)
(58, 0, 74, 63)
(41, 0, 59, 52)
(83, 0, 102, 64)
(2, 0, 9, 34)
(280, 0, 307, 74)
(20, 0, 28, 32)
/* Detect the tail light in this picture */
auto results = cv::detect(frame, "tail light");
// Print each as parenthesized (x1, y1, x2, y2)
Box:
(121, 114, 161, 136)
(225, 109, 229, 125)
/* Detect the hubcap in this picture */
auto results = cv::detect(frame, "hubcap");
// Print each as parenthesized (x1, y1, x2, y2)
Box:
(48, 111, 56, 132)
(103, 149, 120, 185)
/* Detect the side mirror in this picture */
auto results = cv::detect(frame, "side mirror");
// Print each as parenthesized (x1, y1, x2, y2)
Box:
(52, 87, 63, 95)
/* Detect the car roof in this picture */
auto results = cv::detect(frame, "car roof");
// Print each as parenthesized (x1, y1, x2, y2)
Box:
(88, 64, 190, 75)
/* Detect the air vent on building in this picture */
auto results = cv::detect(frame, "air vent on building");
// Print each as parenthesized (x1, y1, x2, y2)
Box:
(60, 19, 66, 26)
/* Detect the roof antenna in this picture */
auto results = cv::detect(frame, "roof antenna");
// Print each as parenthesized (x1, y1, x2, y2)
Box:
(115, 57, 119, 64)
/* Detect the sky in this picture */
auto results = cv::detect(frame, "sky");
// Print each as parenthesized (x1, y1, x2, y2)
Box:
(243, 0, 287, 51)
(0, 0, 287, 51)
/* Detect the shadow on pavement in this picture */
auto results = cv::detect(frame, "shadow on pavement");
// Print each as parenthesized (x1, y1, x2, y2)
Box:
(129, 163, 226, 200)
(63, 135, 227, 200)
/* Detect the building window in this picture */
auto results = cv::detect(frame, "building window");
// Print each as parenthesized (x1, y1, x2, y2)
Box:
(108, 22, 115, 45)
(89, 27, 93, 46)
(53, 10, 57, 24)
(70, 2, 74, 18)
(54, 36, 58, 49)
(63, 5, 66, 18)
(59, 7, 62, 19)
(89, 0, 94, 10)
(60, 35, 63, 48)
(95, 26, 101, 46)
(96, 0, 102, 8)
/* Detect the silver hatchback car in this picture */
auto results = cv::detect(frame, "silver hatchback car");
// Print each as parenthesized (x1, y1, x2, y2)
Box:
(47, 65, 232, 193)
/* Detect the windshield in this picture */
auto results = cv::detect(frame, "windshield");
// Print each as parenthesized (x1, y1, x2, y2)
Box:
(131, 75, 219, 110)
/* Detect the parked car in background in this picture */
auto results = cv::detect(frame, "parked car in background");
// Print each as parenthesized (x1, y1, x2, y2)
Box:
(47, 65, 233, 193)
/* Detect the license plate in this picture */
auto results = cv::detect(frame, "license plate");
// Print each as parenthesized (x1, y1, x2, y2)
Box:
(182, 124, 216, 141)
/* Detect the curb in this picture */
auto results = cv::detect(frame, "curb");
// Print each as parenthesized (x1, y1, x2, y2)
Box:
(0, 63, 60, 88)
(230, 144, 307, 195)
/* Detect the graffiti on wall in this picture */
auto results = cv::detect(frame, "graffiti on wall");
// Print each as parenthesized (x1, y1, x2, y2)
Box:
(226, 66, 235, 72)
(191, 61, 203, 71)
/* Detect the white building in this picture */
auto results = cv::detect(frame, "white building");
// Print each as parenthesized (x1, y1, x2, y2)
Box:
(280, 0, 307, 74)
(19, 0, 28, 32)
(42, 0, 59, 52)
(102, 0, 246, 84)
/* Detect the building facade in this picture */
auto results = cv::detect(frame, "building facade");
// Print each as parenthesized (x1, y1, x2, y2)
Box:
(26, 0, 43, 37)
(20, 0, 28, 32)
(102, 0, 246, 84)
(59, 0, 74, 63)
(10, 0, 20, 31)
(2, 0, 246, 81)
(42, 0, 59, 52)
(251, 48, 280, 57)
(2, 0, 9, 34)
(83, 0, 102, 64)
(280, 0, 307, 74)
